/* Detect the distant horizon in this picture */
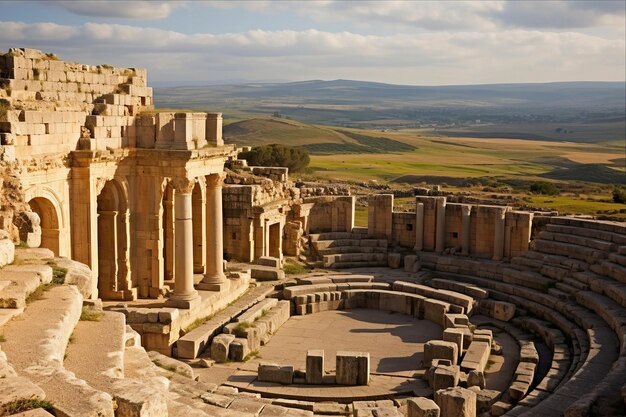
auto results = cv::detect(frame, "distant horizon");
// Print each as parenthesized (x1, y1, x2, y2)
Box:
(151, 78, 626, 89)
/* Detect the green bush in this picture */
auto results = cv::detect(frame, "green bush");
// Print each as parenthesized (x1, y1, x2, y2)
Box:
(530, 182, 559, 196)
(613, 187, 626, 204)
(239, 144, 310, 172)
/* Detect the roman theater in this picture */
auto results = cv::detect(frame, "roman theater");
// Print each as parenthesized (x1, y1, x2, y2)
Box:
(0, 48, 624, 417)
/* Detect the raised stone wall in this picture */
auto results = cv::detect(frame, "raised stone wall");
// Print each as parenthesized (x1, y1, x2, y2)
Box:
(306, 196, 355, 234)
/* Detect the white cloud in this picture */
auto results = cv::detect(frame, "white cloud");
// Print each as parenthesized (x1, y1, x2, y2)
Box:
(44, 1, 182, 20)
(0, 21, 623, 85)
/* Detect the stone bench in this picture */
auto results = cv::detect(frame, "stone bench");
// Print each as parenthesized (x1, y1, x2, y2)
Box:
(234, 298, 278, 324)
(531, 239, 606, 264)
(283, 282, 390, 299)
(393, 281, 474, 314)
(539, 230, 616, 252)
(546, 222, 626, 245)
(428, 278, 489, 300)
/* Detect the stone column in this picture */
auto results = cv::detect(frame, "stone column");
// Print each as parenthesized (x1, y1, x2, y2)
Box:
(493, 209, 506, 261)
(461, 205, 471, 256)
(97, 210, 118, 296)
(435, 197, 446, 253)
(117, 209, 135, 300)
(166, 178, 200, 309)
(198, 173, 229, 291)
(415, 201, 424, 251)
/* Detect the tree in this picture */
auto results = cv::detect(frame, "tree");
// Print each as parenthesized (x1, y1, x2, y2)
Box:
(239, 144, 310, 172)
(530, 182, 559, 196)
(613, 187, 626, 204)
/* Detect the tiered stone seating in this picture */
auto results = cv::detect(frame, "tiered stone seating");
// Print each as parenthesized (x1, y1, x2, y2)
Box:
(310, 231, 388, 268)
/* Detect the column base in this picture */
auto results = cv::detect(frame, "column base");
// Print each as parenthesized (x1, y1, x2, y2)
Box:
(165, 294, 201, 309)
(197, 279, 231, 292)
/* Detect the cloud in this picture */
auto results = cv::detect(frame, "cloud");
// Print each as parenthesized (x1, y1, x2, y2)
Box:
(0, 21, 623, 85)
(217, 0, 625, 31)
(44, 1, 182, 19)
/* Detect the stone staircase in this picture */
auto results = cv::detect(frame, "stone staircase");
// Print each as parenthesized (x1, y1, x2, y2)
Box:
(310, 229, 388, 268)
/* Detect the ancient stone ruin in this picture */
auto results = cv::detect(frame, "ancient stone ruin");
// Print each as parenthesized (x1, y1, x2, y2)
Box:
(0, 48, 624, 417)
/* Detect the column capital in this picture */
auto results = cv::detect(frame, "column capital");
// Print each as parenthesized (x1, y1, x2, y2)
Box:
(172, 177, 196, 194)
(206, 172, 226, 188)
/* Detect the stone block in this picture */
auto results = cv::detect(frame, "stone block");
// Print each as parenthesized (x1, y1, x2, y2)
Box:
(442, 328, 464, 358)
(112, 379, 168, 417)
(404, 255, 420, 272)
(432, 365, 460, 391)
(473, 329, 493, 345)
(210, 334, 236, 363)
(257, 256, 281, 268)
(229, 338, 250, 362)
(467, 370, 485, 389)
(460, 341, 491, 373)
(423, 340, 458, 367)
(424, 298, 450, 327)
(336, 351, 370, 385)
(388, 253, 402, 269)
(258, 363, 293, 384)
(434, 387, 476, 417)
(306, 349, 324, 384)
(407, 397, 440, 417)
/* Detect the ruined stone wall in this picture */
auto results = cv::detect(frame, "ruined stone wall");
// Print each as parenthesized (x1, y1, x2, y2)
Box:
(250, 167, 288, 182)
(306, 196, 355, 234)
(376, 195, 532, 258)
(391, 211, 414, 247)
(222, 186, 255, 262)
(368, 194, 393, 240)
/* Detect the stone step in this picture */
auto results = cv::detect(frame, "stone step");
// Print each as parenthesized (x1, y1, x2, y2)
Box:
(393, 281, 475, 314)
(539, 230, 616, 252)
(601, 261, 626, 284)
(321, 260, 388, 269)
(608, 252, 626, 267)
(0, 285, 115, 417)
(63, 311, 126, 390)
(545, 222, 626, 245)
(316, 245, 388, 255)
(0, 264, 53, 309)
(0, 307, 23, 327)
(176, 285, 274, 359)
(323, 253, 387, 267)
(313, 238, 387, 250)
(531, 239, 606, 264)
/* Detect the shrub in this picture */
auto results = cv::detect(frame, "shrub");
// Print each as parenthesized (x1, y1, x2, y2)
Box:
(239, 144, 310, 172)
(530, 182, 559, 196)
(612, 187, 626, 204)
(0, 398, 54, 415)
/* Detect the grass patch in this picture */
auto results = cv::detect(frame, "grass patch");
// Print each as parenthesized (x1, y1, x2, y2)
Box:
(80, 306, 103, 322)
(0, 398, 54, 416)
(485, 359, 496, 371)
(233, 322, 253, 337)
(283, 259, 311, 275)
(25, 284, 54, 304)
(243, 350, 261, 362)
(47, 260, 68, 284)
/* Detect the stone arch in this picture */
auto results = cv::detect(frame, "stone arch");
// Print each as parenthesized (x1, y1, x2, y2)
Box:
(97, 179, 132, 300)
(24, 186, 66, 256)
(28, 196, 60, 255)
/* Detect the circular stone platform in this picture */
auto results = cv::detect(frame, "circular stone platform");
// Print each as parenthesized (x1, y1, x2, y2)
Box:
(199, 309, 439, 400)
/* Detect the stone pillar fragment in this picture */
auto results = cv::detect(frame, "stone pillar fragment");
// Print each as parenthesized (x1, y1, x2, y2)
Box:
(415, 201, 424, 251)
(493, 208, 506, 261)
(336, 351, 369, 385)
(435, 197, 446, 253)
(461, 205, 471, 255)
(306, 350, 324, 384)
(198, 173, 228, 291)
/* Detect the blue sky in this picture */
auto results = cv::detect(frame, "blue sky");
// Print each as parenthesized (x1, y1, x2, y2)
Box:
(1, 1, 624, 85)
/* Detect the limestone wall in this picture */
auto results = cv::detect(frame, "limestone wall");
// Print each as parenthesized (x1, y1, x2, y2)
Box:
(368, 194, 393, 239)
(391, 212, 415, 247)
(306, 196, 355, 234)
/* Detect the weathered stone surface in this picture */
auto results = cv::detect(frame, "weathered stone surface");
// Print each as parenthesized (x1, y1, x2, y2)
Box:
(111, 379, 167, 417)
(258, 363, 293, 384)
(432, 365, 460, 391)
(228, 338, 250, 362)
(0, 375, 46, 406)
(407, 397, 440, 417)
(434, 387, 476, 417)
(423, 340, 459, 367)
(336, 351, 369, 385)
(210, 334, 236, 363)
(54, 257, 94, 298)
(306, 349, 324, 385)
(148, 350, 194, 379)
(467, 370, 485, 389)
(460, 341, 490, 372)
(388, 253, 402, 269)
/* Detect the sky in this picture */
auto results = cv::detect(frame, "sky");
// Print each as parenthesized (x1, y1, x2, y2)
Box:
(0, 0, 624, 86)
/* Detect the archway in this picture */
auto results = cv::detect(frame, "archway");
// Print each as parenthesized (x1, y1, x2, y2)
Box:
(97, 180, 131, 300)
(28, 197, 60, 255)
